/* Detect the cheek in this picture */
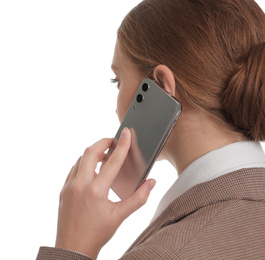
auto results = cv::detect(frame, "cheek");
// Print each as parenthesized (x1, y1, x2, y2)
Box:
(116, 80, 142, 123)
(116, 90, 129, 123)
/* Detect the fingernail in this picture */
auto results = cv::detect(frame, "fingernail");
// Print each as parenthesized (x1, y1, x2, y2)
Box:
(120, 127, 129, 139)
(147, 179, 156, 191)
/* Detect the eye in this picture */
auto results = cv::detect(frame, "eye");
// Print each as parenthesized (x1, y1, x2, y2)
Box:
(110, 77, 120, 90)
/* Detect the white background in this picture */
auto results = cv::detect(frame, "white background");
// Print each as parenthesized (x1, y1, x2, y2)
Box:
(0, 1, 264, 259)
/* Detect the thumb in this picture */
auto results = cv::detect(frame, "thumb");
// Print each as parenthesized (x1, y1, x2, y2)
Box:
(118, 179, 156, 220)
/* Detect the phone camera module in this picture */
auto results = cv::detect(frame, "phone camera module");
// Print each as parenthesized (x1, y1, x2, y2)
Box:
(142, 83, 149, 92)
(136, 94, 143, 103)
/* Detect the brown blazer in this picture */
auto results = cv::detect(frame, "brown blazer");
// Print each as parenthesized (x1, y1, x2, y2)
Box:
(37, 168, 265, 259)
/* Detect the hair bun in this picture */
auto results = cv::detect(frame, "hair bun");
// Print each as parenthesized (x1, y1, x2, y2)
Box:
(222, 43, 265, 141)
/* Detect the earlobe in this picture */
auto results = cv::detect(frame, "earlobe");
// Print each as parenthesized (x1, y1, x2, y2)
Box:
(153, 65, 176, 97)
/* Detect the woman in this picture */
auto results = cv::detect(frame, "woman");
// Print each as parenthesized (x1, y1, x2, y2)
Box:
(37, 0, 265, 259)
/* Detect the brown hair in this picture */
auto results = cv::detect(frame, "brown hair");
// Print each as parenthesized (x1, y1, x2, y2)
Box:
(117, 0, 265, 141)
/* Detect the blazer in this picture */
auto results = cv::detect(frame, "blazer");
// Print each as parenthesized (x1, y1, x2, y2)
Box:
(37, 167, 265, 259)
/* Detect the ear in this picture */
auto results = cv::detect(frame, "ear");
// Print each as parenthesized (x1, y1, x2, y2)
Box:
(153, 65, 176, 97)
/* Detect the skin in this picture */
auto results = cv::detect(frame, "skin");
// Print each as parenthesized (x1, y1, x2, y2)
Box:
(55, 40, 246, 259)
(112, 40, 246, 172)
(55, 129, 156, 259)
(111, 41, 143, 123)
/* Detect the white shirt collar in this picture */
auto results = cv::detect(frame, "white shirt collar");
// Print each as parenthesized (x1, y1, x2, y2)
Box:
(152, 141, 265, 222)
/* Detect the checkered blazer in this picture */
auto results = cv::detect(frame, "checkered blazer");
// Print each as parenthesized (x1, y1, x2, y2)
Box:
(37, 168, 265, 259)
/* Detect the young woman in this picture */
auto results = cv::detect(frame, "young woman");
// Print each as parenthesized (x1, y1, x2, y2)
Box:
(37, 0, 265, 259)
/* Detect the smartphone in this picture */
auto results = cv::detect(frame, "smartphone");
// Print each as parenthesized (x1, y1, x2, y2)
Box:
(107, 78, 181, 200)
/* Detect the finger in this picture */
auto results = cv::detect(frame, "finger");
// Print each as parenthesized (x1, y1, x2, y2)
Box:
(98, 151, 108, 163)
(69, 156, 82, 182)
(63, 155, 82, 187)
(118, 179, 156, 220)
(64, 166, 74, 186)
(60, 167, 73, 201)
(97, 127, 131, 187)
(95, 152, 108, 174)
(60, 156, 83, 202)
(76, 138, 113, 182)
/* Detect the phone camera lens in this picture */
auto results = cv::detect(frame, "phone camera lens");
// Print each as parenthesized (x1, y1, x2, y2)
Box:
(136, 94, 143, 103)
(142, 83, 149, 92)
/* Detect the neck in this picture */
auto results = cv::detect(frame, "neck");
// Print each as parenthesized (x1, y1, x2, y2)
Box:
(162, 108, 246, 175)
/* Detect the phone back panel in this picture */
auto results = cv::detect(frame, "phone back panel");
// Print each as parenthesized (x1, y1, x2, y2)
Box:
(109, 78, 181, 199)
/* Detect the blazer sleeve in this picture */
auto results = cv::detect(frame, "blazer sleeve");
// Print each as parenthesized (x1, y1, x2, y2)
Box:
(36, 247, 93, 260)
(36, 245, 175, 260)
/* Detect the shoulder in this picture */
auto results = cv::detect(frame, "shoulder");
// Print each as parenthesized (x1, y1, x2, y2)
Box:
(122, 168, 265, 259)
(123, 198, 265, 259)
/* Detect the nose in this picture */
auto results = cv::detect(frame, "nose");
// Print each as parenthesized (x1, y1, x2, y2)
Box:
(115, 108, 118, 115)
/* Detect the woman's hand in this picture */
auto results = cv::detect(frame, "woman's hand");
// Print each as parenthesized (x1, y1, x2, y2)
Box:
(55, 128, 156, 259)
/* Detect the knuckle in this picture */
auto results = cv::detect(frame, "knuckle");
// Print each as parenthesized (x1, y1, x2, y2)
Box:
(59, 189, 64, 201)
(107, 154, 120, 167)
(87, 183, 103, 198)
(60, 184, 70, 201)
(135, 193, 148, 207)
(118, 138, 129, 148)
(107, 144, 129, 167)
(70, 182, 83, 198)
(84, 146, 92, 156)
(101, 137, 112, 143)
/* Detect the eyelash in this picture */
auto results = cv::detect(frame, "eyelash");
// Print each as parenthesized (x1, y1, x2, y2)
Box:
(110, 78, 120, 89)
